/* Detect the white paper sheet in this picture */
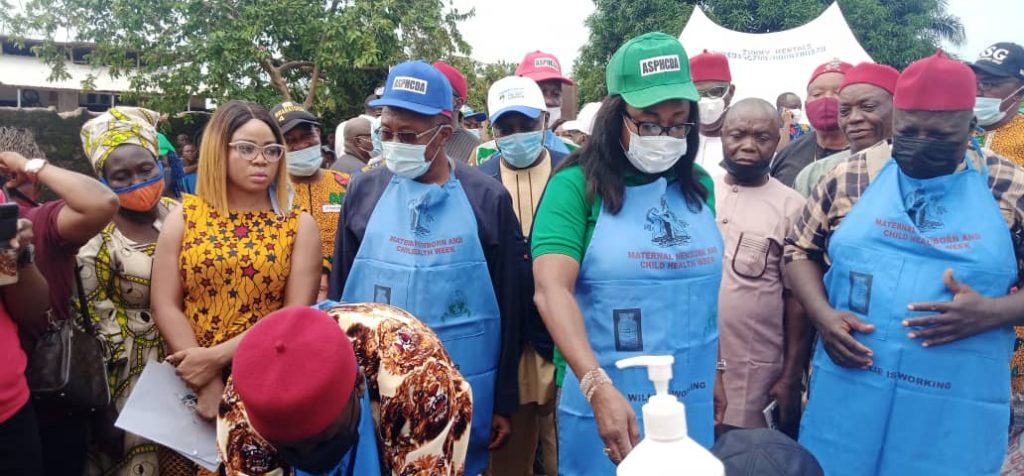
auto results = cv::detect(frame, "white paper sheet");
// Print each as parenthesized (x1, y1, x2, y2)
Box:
(115, 361, 221, 471)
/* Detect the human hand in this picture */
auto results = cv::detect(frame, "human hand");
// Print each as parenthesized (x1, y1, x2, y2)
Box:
(12, 219, 32, 251)
(167, 346, 226, 391)
(714, 370, 727, 426)
(905, 269, 993, 347)
(195, 379, 225, 421)
(590, 383, 640, 465)
(488, 414, 512, 450)
(0, 152, 31, 189)
(781, 109, 794, 126)
(812, 307, 874, 368)
(768, 374, 803, 436)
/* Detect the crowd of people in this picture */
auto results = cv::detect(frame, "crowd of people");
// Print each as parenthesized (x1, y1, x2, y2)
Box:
(1, 27, 1024, 476)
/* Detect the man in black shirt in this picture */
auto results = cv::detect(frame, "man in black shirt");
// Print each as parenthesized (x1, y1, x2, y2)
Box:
(770, 60, 852, 187)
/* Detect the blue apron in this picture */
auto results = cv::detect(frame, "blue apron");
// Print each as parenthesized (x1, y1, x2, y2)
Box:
(799, 154, 1017, 476)
(296, 388, 382, 476)
(341, 169, 500, 475)
(558, 177, 723, 475)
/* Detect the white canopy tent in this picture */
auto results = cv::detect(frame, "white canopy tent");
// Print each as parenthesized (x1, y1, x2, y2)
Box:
(679, 2, 873, 107)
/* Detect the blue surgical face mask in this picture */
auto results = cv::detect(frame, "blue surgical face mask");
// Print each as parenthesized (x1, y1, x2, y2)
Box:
(382, 127, 444, 179)
(496, 130, 545, 168)
(286, 144, 323, 177)
(975, 84, 1024, 127)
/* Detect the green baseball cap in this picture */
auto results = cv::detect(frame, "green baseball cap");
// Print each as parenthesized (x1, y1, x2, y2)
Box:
(607, 32, 699, 108)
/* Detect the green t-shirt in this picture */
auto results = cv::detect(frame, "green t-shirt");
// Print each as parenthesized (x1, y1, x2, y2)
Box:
(532, 163, 716, 385)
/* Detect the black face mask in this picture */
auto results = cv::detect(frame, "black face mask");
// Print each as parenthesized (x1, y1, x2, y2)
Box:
(892, 135, 965, 179)
(720, 156, 770, 183)
(277, 398, 361, 474)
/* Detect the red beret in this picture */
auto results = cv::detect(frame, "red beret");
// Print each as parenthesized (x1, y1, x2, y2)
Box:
(433, 61, 468, 99)
(839, 62, 900, 94)
(689, 49, 731, 83)
(809, 59, 854, 85)
(894, 50, 976, 111)
(233, 306, 357, 443)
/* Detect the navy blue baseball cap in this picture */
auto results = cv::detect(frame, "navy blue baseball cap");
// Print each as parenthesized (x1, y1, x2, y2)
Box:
(371, 60, 454, 117)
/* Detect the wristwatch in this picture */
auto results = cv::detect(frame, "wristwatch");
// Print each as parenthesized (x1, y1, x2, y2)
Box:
(23, 158, 47, 182)
(17, 244, 35, 268)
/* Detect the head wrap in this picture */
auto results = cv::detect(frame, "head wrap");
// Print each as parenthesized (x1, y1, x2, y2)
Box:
(839, 62, 900, 95)
(80, 106, 160, 173)
(894, 50, 976, 111)
(689, 49, 732, 83)
(808, 59, 854, 85)
(232, 306, 357, 443)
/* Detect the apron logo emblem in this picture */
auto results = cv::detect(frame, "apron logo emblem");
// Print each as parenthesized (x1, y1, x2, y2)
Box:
(904, 188, 946, 231)
(645, 195, 691, 247)
(373, 285, 392, 305)
(614, 308, 643, 352)
(442, 290, 470, 319)
(408, 198, 435, 237)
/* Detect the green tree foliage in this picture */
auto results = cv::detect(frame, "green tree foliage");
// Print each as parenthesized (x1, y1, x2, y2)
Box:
(0, 0, 473, 125)
(573, 0, 966, 103)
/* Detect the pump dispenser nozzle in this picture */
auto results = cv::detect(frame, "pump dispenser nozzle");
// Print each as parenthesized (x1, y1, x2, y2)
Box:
(616, 355, 674, 397)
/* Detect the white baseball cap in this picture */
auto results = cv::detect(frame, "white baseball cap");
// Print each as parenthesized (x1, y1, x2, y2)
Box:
(487, 76, 546, 125)
(574, 102, 603, 136)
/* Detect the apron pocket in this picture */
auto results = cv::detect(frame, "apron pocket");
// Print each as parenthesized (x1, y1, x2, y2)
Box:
(825, 246, 904, 342)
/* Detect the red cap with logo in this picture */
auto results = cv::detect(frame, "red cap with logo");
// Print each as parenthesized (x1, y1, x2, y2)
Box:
(232, 306, 357, 443)
(839, 62, 901, 94)
(894, 50, 976, 111)
(432, 61, 468, 99)
(689, 49, 732, 83)
(808, 59, 854, 85)
(515, 51, 575, 85)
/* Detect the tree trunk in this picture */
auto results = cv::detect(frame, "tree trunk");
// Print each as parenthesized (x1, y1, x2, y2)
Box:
(303, 63, 321, 110)
(259, 57, 293, 102)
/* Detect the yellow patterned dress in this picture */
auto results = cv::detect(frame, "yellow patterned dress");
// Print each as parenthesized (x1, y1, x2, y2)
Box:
(179, 194, 299, 348)
(78, 198, 175, 476)
(291, 169, 349, 272)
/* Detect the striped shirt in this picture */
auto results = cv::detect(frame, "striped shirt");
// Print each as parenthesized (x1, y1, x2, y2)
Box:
(784, 148, 1024, 281)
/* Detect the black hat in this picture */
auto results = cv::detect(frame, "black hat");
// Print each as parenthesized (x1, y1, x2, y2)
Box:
(270, 101, 320, 134)
(711, 429, 824, 476)
(970, 42, 1024, 82)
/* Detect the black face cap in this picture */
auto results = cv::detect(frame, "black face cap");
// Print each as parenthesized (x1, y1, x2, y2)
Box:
(271, 102, 321, 134)
(970, 42, 1024, 82)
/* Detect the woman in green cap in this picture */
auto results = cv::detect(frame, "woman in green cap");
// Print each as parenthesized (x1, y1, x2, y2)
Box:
(531, 32, 724, 473)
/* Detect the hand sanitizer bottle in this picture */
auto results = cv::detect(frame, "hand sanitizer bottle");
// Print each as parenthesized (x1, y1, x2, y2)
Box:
(615, 355, 724, 476)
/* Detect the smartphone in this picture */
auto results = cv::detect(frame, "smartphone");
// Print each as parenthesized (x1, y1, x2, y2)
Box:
(763, 400, 780, 430)
(0, 203, 18, 248)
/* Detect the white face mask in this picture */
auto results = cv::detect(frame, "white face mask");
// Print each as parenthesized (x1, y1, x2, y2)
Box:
(467, 128, 481, 140)
(286, 144, 323, 177)
(496, 130, 545, 168)
(624, 129, 688, 174)
(786, 108, 803, 123)
(975, 85, 1024, 127)
(382, 128, 443, 179)
(547, 107, 562, 123)
(698, 97, 726, 126)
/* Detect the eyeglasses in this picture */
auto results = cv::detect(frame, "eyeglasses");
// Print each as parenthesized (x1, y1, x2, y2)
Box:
(378, 125, 444, 144)
(228, 141, 286, 162)
(698, 86, 730, 99)
(623, 116, 695, 138)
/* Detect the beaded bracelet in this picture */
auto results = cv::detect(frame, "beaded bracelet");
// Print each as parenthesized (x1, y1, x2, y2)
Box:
(580, 367, 612, 403)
